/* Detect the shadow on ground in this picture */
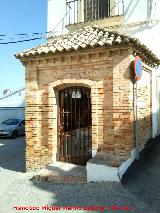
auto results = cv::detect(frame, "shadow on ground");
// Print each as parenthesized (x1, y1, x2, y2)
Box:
(30, 137, 160, 213)
(121, 136, 160, 211)
(0, 136, 25, 172)
(1, 135, 160, 212)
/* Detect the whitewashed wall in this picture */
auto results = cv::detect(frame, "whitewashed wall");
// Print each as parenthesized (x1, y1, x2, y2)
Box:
(0, 108, 25, 124)
(152, 71, 158, 138)
(47, 0, 66, 35)
(123, 0, 149, 23)
(0, 89, 25, 123)
(123, 0, 160, 24)
(152, 72, 160, 137)
(157, 76, 160, 136)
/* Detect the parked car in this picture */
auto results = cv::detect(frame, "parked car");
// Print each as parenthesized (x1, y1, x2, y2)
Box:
(0, 118, 25, 138)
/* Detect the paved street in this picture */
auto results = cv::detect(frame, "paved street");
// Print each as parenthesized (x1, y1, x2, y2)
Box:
(0, 136, 160, 213)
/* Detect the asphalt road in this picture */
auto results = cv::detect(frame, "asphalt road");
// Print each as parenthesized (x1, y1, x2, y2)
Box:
(0, 136, 25, 172)
(0, 136, 160, 213)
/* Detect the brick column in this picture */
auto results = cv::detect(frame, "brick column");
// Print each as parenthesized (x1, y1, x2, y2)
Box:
(25, 67, 51, 171)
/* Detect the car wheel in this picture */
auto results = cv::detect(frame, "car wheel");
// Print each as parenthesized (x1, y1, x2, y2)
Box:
(11, 130, 18, 138)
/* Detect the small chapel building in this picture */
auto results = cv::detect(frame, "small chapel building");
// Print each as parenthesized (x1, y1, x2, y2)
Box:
(16, 26, 160, 181)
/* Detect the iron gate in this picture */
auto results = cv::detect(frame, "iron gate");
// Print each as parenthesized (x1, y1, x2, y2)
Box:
(57, 87, 92, 165)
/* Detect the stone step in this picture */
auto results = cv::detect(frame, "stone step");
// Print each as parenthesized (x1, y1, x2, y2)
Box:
(32, 174, 87, 184)
(30, 162, 87, 184)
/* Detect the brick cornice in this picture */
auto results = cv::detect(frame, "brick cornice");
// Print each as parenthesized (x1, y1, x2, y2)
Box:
(21, 46, 130, 69)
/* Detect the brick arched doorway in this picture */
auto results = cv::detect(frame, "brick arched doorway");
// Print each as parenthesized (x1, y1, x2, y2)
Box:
(57, 86, 92, 165)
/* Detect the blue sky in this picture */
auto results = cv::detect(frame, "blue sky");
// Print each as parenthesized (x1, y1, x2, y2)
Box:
(0, 0, 47, 90)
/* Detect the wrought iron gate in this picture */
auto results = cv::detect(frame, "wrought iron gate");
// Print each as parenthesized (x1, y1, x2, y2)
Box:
(57, 87, 92, 165)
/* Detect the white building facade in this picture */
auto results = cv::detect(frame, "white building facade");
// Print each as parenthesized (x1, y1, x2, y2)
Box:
(0, 88, 25, 123)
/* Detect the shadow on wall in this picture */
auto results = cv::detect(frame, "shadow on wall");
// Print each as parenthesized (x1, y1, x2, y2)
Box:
(123, 0, 158, 30)
(124, 0, 139, 22)
(123, 21, 159, 37)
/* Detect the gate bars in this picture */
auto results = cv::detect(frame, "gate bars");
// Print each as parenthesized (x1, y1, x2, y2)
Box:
(57, 87, 92, 165)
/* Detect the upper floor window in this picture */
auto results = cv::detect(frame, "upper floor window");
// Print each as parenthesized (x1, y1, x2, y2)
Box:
(84, 0, 110, 22)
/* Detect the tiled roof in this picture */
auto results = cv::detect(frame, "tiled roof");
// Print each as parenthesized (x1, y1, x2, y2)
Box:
(15, 26, 160, 65)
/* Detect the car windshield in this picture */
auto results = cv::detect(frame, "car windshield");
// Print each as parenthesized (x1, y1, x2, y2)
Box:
(2, 119, 21, 125)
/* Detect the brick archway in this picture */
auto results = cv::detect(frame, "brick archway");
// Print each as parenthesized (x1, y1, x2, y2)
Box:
(46, 79, 103, 163)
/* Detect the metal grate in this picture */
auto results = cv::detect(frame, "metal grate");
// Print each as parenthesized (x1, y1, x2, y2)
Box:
(66, 0, 124, 25)
(57, 87, 92, 165)
(84, 0, 110, 22)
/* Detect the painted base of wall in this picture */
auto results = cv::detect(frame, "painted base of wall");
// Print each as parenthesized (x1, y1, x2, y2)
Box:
(87, 148, 137, 182)
(87, 160, 120, 182)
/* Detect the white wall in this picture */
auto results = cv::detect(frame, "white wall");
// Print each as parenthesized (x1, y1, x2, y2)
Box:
(0, 89, 25, 124)
(0, 108, 25, 124)
(135, 23, 160, 59)
(149, 0, 160, 20)
(152, 70, 158, 137)
(47, 0, 66, 35)
(157, 76, 160, 135)
(47, 0, 160, 36)
(118, 0, 160, 53)
(123, 0, 160, 24)
(123, 0, 148, 23)
(116, 21, 160, 59)
(152, 71, 160, 137)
